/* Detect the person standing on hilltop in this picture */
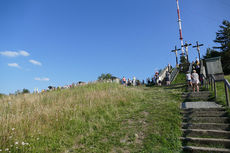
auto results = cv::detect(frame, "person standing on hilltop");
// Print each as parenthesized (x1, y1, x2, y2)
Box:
(122, 76, 126, 86)
(191, 70, 200, 92)
(165, 71, 170, 86)
(133, 76, 136, 86)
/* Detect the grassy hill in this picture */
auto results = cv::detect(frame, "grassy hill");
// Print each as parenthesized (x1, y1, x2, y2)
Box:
(172, 72, 186, 85)
(0, 83, 183, 153)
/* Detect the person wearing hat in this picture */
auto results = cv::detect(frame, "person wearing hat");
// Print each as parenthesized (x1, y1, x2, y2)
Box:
(191, 70, 199, 92)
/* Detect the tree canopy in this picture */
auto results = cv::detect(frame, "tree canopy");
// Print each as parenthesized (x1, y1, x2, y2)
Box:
(204, 20, 230, 74)
(98, 73, 112, 80)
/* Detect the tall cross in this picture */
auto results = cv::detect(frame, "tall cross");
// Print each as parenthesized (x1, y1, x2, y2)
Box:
(171, 45, 181, 67)
(193, 41, 204, 62)
(182, 41, 192, 62)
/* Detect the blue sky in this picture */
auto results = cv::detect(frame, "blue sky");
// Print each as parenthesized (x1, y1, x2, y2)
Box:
(0, 0, 230, 94)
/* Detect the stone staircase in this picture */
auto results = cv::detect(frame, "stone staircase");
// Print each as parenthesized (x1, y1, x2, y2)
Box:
(181, 88, 230, 152)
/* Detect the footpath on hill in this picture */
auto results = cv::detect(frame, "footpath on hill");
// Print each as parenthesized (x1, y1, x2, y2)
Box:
(181, 81, 230, 152)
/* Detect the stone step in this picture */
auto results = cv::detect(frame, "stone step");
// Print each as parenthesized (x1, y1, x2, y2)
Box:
(182, 108, 225, 112)
(181, 137, 230, 148)
(182, 91, 211, 95)
(182, 129, 230, 139)
(182, 146, 230, 153)
(182, 97, 211, 101)
(182, 95, 210, 99)
(183, 117, 230, 123)
(182, 111, 228, 117)
(187, 88, 206, 92)
(182, 123, 230, 131)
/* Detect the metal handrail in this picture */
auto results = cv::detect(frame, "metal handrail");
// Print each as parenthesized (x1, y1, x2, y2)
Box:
(158, 66, 168, 82)
(207, 74, 230, 106)
(224, 79, 230, 90)
(170, 68, 179, 82)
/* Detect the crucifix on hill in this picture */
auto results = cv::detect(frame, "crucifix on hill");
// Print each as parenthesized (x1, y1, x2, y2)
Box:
(182, 41, 192, 63)
(171, 45, 181, 67)
(193, 41, 204, 62)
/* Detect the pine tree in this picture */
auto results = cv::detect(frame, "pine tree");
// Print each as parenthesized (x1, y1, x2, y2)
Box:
(204, 20, 230, 74)
(214, 20, 230, 52)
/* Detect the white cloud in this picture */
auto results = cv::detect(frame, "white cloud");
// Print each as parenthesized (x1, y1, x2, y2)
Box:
(34, 77, 50, 81)
(0, 50, 30, 57)
(0, 51, 19, 57)
(8, 63, 20, 68)
(19, 50, 30, 56)
(29, 59, 42, 66)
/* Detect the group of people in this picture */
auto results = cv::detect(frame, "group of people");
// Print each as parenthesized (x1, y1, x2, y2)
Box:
(146, 69, 171, 86)
(122, 76, 140, 86)
(186, 70, 200, 92)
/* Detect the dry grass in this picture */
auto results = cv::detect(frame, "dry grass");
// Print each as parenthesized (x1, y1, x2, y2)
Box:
(0, 83, 141, 152)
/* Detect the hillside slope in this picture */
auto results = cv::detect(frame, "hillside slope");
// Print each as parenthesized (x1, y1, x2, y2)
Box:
(0, 83, 183, 153)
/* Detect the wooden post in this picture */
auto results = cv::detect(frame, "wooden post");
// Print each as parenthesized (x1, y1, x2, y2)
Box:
(211, 79, 213, 91)
(225, 83, 229, 106)
(214, 80, 217, 99)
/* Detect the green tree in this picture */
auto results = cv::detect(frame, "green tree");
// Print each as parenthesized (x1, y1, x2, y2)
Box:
(203, 48, 221, 59)
(214, 20, 230, 74)
(180, 55, 187, 65)
(213, 20, 230, 52)
(22, 88, 30, 94)
(204, 20, 230, 74)
(179, 55, 189, 72)
(98, 73, 112, 80)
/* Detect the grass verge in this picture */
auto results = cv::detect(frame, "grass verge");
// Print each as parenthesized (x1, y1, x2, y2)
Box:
(212, 75, 230, 106)
(172, 72, 186, 85)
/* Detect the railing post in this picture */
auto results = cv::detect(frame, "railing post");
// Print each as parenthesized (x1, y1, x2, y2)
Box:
(211, 79, 213, 91)
(214, 80, 217, 99)
(225, 83, 230, 106)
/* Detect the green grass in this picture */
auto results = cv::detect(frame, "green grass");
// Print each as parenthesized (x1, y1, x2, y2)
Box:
(211, 75, 230, 106)
(0, 83, 183, 153)
(172, 72, 186, 85)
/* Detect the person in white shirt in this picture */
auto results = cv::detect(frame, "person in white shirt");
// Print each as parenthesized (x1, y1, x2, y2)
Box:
(186, 71, 192, 87)
(191, 70, 200, 92)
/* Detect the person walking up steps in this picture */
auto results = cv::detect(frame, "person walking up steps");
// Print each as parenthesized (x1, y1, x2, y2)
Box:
(191, 70, 199, 92)
(186, 71, 192, 87)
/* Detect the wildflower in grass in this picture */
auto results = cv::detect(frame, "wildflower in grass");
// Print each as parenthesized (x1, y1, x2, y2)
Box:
(9, 136, 12, 139)
(25, 143, 29, 145)
(15, 142, 18, 145)
(0, 149, 2, 151)
(11, 128, 15, 131)
(22, 142, 25, 145)
(37, 138, 39, 140)
(5, 148, 9, 151)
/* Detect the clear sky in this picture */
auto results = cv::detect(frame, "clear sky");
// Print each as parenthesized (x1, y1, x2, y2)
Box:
(0, 0, 230, 94)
